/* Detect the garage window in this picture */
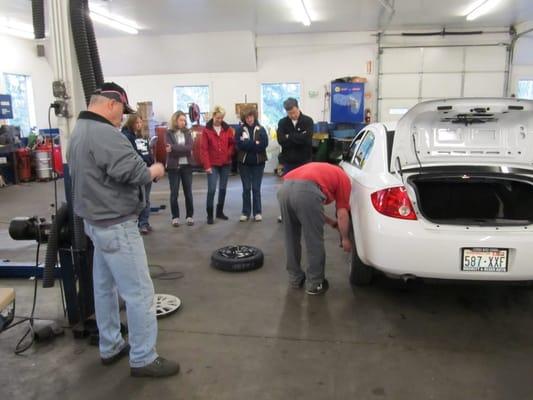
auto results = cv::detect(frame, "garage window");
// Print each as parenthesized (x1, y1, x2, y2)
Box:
(517, 80, 533, 100)
(261, 82, 301, 128)
(173, 85, 210, 120)
(3, 73, 36, 137)
(354, 132, 375, 169)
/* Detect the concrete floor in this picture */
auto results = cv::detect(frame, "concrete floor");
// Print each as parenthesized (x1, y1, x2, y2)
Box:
(2, 175, 533, 400)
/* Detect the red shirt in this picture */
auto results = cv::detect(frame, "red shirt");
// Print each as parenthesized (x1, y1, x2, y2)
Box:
(284, 162, 351, 210)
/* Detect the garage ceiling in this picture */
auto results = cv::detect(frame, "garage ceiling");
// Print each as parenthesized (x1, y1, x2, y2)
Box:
(0, 0, 532, 37)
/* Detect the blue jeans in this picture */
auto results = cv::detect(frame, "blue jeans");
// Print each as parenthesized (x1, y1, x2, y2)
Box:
(206, 165, 230, 210)
(84, 219, 158, 368)
(138, 182, 152, 228)
(168, 166, 194, 219)
(239, 163, 265, 217)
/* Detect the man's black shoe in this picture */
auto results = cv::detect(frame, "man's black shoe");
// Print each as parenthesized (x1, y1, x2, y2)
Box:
(101, 343, 130, 366)
(305, 279, 329, 295)
(130, 357, 180, 378)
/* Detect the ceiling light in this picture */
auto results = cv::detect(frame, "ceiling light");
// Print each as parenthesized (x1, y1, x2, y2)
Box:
(292, 0, 311, 26)
(464, 0, 501, 21)
(0, 17, 34, 39)
(89, 6, 140, 34)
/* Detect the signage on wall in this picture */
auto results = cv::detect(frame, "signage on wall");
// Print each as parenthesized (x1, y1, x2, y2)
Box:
(330, 82, 365, 123)
(0, 94, 14, 119)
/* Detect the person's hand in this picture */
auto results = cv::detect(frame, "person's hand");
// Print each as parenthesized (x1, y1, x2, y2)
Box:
(324, 214, 338, 229)
(165, 144, 171, 153)
(341, 237, 352, 253)
(149, 163, 165, 180)
(206, 168, 212, 174)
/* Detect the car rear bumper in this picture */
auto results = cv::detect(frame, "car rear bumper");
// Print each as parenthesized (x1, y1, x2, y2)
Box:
(356, 213, 533, 281)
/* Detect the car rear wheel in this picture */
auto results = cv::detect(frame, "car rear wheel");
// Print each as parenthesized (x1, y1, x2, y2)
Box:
(349, 225, 374, 286)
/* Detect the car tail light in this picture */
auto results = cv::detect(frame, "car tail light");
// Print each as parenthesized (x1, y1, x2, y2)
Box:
(371, 186, 417, 220)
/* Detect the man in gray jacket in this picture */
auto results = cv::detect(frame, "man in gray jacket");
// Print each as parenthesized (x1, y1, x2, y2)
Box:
(67, 82, 179, 378)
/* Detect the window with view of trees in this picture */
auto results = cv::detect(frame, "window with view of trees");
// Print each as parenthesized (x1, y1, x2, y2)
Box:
(260, 83, 301, 129)
(173, 85, 210, 121)
(3, 73, 36, 137)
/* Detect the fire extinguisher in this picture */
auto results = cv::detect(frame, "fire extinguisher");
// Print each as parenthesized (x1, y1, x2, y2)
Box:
(365, 108, 371, 124)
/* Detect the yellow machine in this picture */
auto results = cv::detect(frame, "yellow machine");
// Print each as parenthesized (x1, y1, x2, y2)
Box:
(0, 288, 15, 332)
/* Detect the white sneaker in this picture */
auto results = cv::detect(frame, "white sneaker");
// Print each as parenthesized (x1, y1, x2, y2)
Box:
(239, 215, 249, 222)
(186, 217, 194, 226)
(277, 215, 283, 223)
(171, 218, 180, 227)
(254, 214, 262, 222)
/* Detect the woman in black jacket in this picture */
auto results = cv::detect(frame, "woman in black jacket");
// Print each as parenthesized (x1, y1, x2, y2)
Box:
(122, 114, 154, 234)
(236, 107, 268, 222)
(166, 111, 194, 226)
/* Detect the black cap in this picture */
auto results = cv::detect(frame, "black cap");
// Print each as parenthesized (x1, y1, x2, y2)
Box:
(93, 82, 135, 114)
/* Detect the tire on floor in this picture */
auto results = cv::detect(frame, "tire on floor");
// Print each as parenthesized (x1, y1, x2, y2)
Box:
(211, 245, 264, 272)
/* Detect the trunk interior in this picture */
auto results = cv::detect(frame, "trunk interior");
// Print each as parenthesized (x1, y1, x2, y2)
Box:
(408, 173, 533, 226)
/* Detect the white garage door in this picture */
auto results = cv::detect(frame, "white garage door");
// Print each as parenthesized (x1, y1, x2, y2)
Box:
(378, 45, 508, 121)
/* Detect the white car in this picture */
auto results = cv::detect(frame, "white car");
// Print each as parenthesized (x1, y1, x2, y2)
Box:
(340, 98, 533, 285)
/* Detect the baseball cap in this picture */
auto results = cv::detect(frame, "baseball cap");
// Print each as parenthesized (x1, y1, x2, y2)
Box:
(93, 82, 135, 114)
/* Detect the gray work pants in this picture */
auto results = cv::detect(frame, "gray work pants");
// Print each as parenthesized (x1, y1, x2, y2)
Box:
(277, 180, 326, 289)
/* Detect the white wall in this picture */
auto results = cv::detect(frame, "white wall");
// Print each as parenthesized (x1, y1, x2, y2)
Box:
(100, 31, 257, 76)
(108, 29, 533, 126)
(108, 32, 377, 125)
(0, 34, 56, 131)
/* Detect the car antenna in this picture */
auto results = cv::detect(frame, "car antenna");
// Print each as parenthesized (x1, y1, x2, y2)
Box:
(412, 133, 423, 175)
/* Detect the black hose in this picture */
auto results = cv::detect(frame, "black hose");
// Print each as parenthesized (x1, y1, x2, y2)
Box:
(69, 0, 94, 248)
(43, 204, 70, 288)
(31, 0, 45, 39)
(69, 0, 96, 105)
(83, 0, 104, 87)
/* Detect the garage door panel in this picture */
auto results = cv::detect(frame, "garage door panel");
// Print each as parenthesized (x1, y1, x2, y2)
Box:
(379, 99, 419, 122)
(463, 73, 505, 97)
(380, 74, 419, 98)
(465, 46, 507, 71)
(379, 45, 507, 122)
(421, 73, 462, 98)
(423, 47, 464, 72)
(381, 48, 422, 73)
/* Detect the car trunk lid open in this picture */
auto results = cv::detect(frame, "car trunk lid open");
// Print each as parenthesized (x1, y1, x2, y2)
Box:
(391, 98, 533, 172)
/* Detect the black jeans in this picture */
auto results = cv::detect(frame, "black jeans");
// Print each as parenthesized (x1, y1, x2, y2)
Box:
(168, 166, 194, 219)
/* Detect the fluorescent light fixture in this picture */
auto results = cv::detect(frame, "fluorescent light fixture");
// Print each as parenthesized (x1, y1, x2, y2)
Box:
(0, 17, 34, 39)
(89, 6, 140, 34)
(292, 0, 311, 26)
(464, 0, 501, 21)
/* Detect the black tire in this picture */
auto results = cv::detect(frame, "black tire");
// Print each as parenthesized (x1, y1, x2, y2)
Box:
(211, 245, 264, 272)
(349, 223, 374, 286)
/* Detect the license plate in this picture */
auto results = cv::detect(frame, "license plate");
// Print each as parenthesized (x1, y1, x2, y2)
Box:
(462, 248, 508, 272)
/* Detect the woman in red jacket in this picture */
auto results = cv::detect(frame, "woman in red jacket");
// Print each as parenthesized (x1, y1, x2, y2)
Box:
(200, 106, 235, 224)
